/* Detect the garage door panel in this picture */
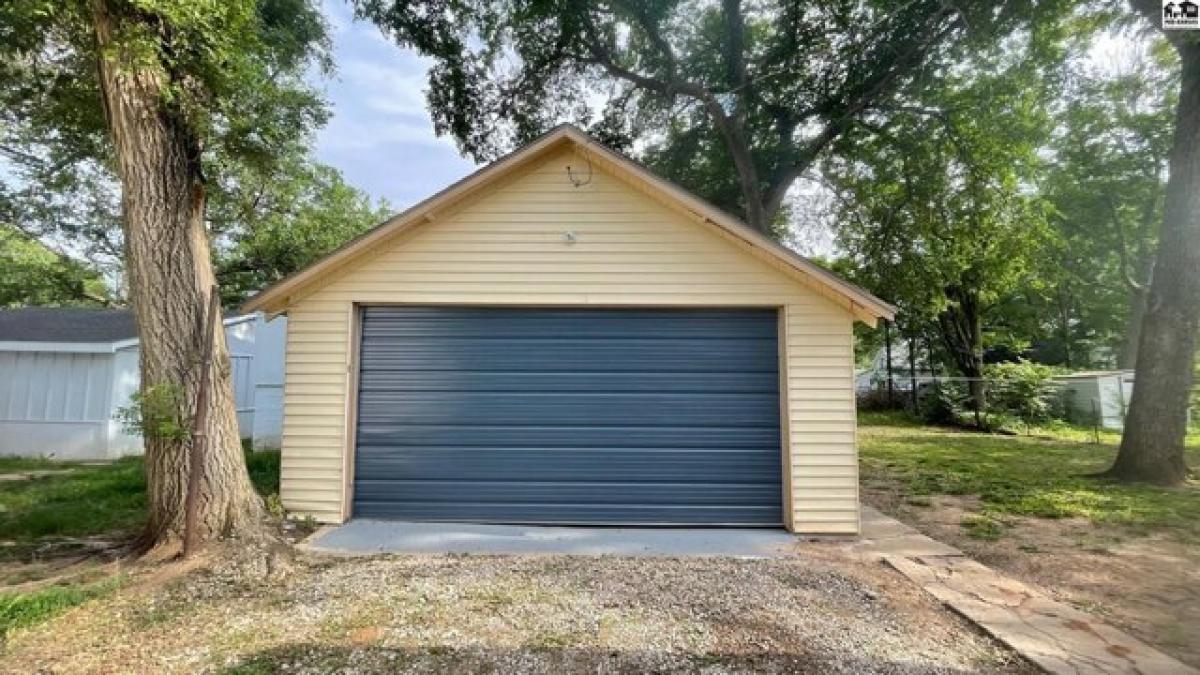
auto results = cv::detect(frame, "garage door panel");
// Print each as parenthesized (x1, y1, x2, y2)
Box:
(357, 392, 780, 426)
(354, 480, 781, 506)
(354, 446, 784, 482)
(359, 370, 778, 393)
(359, 307, 778, 339)
(357, 424, 780, 449)
(358, 338, 777, 372)
(353, 307, 782, 526)
(352, 501, 782, 525)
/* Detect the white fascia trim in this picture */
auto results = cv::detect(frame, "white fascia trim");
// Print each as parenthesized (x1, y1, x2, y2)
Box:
(223, 313, 257, 327)
(0, 341, 120, 354)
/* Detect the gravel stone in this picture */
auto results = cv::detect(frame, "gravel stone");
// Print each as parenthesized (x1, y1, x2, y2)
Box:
(1, 548, 1034, 674)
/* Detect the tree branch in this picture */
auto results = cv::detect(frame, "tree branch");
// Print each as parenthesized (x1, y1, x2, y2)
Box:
(579, 5, 769, 230)
(721, 0, 749, 118)
(761, 8, 962, 217)
(1105, 194, 1150, 294)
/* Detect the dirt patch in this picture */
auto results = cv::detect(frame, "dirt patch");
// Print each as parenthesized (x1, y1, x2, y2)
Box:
(0, 550, 1032, 674)
(864, 484, 1200, 668)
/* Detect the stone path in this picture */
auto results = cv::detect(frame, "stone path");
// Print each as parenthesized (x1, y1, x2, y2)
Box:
(847, 507, 1197, 675)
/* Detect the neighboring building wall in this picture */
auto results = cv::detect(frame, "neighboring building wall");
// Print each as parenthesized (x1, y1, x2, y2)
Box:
(225, 317, 257, 439)
(1059, 372, 1135, 431)
(105, 344, 142, 457)
(0, 350, 116, 459)
(250, 314, 287, 450)
(278, 148, 861, 534)
(0, 314, 286, 460)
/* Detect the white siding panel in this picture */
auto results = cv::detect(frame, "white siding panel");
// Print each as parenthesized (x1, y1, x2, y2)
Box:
(279, 148, 862, 532)
(0, 351, 117, 459)
(0, 351, 111, 423)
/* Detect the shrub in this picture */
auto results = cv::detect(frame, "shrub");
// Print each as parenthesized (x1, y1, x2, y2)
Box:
(983, 360, 1066, 431)
(917, 381, 968, 426)
(857, 385, 906, 411)
(915, 361, 1066, 431)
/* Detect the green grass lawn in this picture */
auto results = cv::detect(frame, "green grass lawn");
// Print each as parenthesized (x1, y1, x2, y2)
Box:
(0, 450, 280, 641)
(0, 451, 280, 555)
(858, 411, 1200, 539)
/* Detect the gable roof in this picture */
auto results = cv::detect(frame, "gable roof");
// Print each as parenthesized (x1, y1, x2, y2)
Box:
(0, 308, 138, 344)
(241, 125, 896, 324)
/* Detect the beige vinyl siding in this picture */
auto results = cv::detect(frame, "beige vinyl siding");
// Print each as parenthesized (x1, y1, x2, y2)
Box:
(280, 148, 861, 534)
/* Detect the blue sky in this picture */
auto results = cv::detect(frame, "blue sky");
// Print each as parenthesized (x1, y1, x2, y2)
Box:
(311, 1, 479, 210)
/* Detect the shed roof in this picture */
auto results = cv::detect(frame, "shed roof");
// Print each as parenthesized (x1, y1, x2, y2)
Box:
(0, 308, 138, 343)
(241, 125, 896, 324)
(1054, 370, 1136, 380)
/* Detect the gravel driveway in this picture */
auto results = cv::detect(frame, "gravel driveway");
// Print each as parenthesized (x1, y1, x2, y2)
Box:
(2, 550, 1030, 674)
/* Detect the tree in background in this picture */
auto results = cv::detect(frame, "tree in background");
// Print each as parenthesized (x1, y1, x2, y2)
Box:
(356, 0, 1069, 235)
(1, 1, 384, 310)
(0, 225, 111, 307)
(212, 157, 391, 306)
(1, 139, 384, 306)
(1104, 1, 1199, 485)
(1, 0, 331, 550)
(823, 38, 1058, 419)
(1040, 41, 1175, 369)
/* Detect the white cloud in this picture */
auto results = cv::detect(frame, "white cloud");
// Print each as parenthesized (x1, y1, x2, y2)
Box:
(312, 0, 478, 207)
(341, 59, 429, 116)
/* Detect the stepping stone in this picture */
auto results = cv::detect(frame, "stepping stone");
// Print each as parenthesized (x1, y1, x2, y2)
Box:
(886, 554, 1197, 675)
(847, 506, 963, 561)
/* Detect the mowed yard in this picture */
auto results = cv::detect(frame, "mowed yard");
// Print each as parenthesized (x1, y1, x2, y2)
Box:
(0, 416, 1197, 672)
(858, 411, 1200, 668)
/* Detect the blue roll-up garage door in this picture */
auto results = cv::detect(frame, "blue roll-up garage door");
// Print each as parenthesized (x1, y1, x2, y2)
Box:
(353, 307, 782, 525)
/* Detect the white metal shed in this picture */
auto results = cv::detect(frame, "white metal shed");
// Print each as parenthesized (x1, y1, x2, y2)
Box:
(0, 308, 286, 460)
(1055, 370, 1135, 431)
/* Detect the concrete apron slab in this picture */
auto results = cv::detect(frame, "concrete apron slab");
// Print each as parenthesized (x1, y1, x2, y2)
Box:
(852, 508, 1196, 675)
(303, 520, 801, 558)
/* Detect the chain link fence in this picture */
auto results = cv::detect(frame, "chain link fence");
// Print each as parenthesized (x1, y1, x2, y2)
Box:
(858, 370, 1200, 438)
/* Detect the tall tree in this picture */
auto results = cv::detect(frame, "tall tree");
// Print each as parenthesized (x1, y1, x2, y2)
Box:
(1, 0, 330, 549)
(213, 157, 391, 305)
(357, 0, 1069, 235)
(1106, 1, 1199, 485)
(1041, 41, 1175, 369)
(824, 35, 1058, 417)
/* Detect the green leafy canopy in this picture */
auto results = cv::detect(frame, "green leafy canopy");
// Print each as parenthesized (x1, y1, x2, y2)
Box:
(0, 0, 384, 305)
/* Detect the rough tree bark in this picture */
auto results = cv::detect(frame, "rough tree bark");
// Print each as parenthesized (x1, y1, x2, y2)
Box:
(1106, 18, 1199, 484)
(1119, 285, 1149, 370)
(1113, 194, 1158, 370)
(92, 0, 265, 548)
(938, 286, 986, 427)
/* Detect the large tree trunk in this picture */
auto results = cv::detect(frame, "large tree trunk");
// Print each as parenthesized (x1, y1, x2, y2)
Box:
(938, 286, 986, 427)
(1117, 200, 1157, 369)
(1118, 287, 1148, 370)
(1107, 38, 1200, 485)
(92, 0, 265, 548)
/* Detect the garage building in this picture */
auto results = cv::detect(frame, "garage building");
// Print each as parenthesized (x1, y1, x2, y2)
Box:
(243, 125, 894, 534)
